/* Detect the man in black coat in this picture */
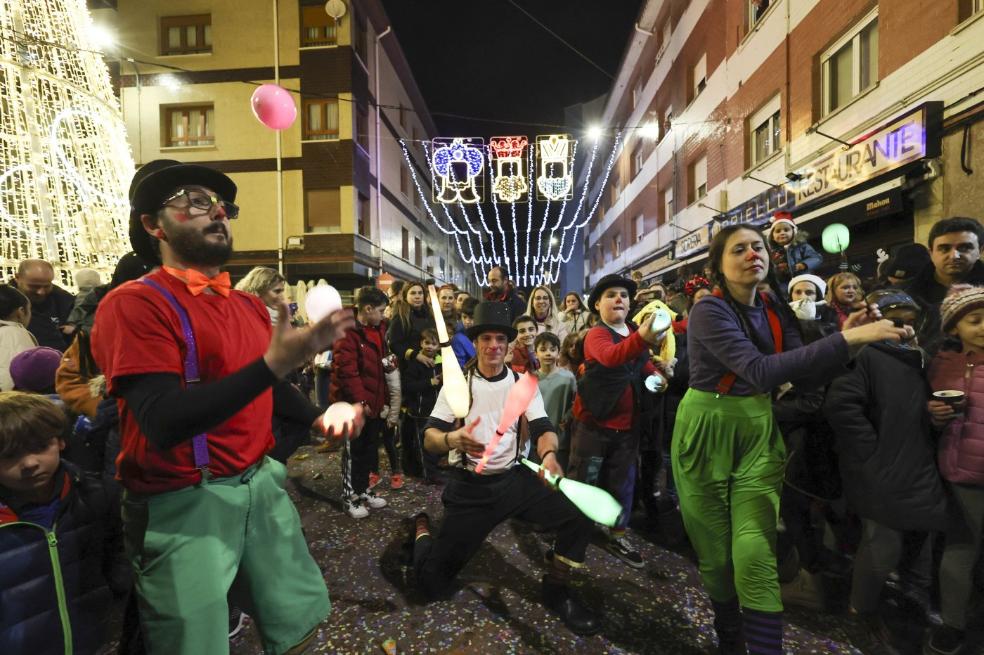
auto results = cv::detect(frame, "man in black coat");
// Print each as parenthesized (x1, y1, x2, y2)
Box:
(10, 259, 76, 351)
(484, 266, 526, 321)
(904, 216, 984, 355)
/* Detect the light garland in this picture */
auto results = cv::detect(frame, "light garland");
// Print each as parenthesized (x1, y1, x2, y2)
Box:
(431, 137, 485, 204)
(489, 136, 529, 203)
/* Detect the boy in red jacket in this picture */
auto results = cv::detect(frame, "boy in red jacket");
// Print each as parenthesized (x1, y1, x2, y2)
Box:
(330, 286, 392, 519)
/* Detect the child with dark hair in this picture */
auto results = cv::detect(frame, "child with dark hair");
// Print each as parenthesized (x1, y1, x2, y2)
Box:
(534, 332, 576, 468)
(508, 314, 539, 373)
(0, 285, 37, 392)
(452, 297, 479, 368)
(330, 285, 393, 517)
(0, 391, 120, 655)
(402, 328, 443, 482)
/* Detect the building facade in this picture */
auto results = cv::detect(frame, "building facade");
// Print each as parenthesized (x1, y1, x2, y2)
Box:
(574, 0, 984, 290)
(93, 0, 474, 294)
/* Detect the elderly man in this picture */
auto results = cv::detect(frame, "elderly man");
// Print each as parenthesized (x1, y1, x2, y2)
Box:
(410, 301, 600, 636)
(484, 266, 526, 321)
(91, 159, 358, 655)
(10, 259, 75, 350)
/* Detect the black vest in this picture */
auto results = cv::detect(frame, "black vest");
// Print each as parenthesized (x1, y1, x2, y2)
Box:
(577, 324, 650, 421)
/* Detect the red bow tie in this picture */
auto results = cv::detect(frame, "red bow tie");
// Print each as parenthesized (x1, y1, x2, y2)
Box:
(163, 266, 231, 297)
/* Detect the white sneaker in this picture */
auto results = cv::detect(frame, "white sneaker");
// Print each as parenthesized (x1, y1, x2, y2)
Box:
(345, 497, 369, 519)
(361, 491, 387, 509)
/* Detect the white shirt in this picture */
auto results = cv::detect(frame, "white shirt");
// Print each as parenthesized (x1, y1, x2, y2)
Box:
(0, 320, 38, 391)
(430, 367, 548, 474)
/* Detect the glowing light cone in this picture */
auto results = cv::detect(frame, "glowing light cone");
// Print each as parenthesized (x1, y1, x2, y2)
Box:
(305, 284, 343, 323)
(428, 285, 469, 418)
(474, 372, 538, 473)
(521, 458, 624, 527)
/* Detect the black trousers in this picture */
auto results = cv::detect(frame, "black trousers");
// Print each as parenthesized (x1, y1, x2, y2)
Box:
(413, 466, 592, 599)
(343, 418, 383, 497)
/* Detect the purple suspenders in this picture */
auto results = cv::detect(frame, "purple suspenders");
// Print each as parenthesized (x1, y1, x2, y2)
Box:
(140, 278, 210, 470)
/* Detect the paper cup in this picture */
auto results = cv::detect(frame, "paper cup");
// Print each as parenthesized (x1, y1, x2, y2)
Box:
(933, 390, 966, 414)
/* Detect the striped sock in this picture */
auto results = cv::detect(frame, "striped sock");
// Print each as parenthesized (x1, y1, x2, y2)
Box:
(742, 608, 783, 655)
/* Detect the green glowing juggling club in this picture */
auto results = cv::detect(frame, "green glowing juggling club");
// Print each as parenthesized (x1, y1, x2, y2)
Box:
(521, 458, 624, 527)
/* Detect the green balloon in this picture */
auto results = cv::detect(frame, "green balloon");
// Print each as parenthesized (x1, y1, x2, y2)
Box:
(822, 223, 851, 254)
(521, 458, 624, 527)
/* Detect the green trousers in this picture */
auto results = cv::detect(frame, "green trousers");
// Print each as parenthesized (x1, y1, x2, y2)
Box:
(122, 456, 331, 655)
(671, 389, 786, 612)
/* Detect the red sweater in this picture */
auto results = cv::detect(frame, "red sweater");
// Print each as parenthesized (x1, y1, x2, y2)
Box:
(572, 326, 656, 430)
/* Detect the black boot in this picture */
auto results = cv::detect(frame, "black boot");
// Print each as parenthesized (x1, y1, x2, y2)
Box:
(542, 576, 601, 636)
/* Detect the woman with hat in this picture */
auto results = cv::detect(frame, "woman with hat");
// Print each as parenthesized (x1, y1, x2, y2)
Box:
(411, 301, 601, 636)
(567, 274, 667, 569)
(674, 224, 911, 654)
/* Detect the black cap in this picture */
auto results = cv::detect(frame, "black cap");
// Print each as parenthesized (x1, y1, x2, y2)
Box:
(465, 301, 517, 341)
(128, 159, 237, 265)
(882, 244, 931, 281)
(865, 288, 922, 315)
(587, 274, 637, 313)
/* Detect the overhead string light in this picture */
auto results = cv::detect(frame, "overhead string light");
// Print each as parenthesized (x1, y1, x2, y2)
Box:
(533, 139, 579, 285)
(485, 145, 514, 280)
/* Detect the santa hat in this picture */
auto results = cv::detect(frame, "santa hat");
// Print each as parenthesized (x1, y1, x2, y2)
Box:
(769, 211, 797, 234)
(787, 273, 826, 299)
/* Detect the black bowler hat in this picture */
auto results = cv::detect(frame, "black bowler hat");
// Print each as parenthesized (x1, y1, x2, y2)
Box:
(128, 159, 237, 265)
(465, 301, 517, 341)
(587, 274, 637, 313)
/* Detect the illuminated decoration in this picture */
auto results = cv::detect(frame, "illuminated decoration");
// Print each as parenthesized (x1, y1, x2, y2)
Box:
(489, 136, 529, 203)
(399, 129, 622, 287)
(535, 134, 575, 201)
(431, 137, 485, 204)
(0, 0, 133, 290)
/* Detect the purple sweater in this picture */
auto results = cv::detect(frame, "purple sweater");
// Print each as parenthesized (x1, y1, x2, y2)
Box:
(688, 295, 850, 396)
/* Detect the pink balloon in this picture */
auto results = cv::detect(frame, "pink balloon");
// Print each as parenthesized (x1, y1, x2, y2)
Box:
(250, 84, 297, 130)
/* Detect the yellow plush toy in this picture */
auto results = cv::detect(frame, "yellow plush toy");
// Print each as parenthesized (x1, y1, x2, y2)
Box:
(632, 299, 677, 365)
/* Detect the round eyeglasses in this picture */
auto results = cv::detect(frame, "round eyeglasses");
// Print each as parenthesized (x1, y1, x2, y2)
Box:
(162, 188, 239, 219)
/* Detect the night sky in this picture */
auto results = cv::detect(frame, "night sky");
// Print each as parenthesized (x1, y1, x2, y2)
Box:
(380, 1, 645, 137)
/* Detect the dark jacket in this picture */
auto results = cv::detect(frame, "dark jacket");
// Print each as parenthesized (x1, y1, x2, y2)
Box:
(386, 307, 435, 366)
(823, 341, 947, 530)
(7, 282, 76, 351)
(484, 283, 527, 322)
(329, 320, 389, 416)
(66, 285, 110, 333)
(903, 260, 984, 355)
(0, 462, 118, 655)
(768, 235, 823, 289)
(645, 324, 689, 453)
(402, 357, 440, 417)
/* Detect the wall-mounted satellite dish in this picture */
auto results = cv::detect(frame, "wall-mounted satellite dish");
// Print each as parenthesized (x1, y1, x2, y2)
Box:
(325, 0, 347, 19)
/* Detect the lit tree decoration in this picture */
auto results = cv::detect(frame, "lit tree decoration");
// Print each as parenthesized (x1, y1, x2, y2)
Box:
(0, 0, 133, 288)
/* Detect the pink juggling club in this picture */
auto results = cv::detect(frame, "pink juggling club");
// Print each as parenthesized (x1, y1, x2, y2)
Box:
(474, 372, 538, 473)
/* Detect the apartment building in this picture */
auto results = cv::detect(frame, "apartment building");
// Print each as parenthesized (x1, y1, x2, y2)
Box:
(92, 0, 473, 292)
(574, 0, 984, 290)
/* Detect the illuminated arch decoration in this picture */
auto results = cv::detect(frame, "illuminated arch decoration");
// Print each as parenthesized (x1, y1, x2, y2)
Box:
(535, 134, 575, 202)
(489, 136, 529, 203)
(431, 137, 485, 204)
(0, 0, 133, 289)
(399, 130, 622, 288)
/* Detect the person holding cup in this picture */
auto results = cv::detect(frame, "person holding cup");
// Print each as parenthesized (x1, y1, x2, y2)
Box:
(925, 285, 984, 655)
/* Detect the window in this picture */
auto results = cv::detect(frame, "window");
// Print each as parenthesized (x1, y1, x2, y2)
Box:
(305, 189, 341, 233)
(613, 234, 622, 258)
(300, 6, 337, 46)
(357, 193, 370, 237)
(164, 105, 214, 147)
(661, 188, 674, 224)
(821, 11, 878, 115)
(660, 20, 671, 54)
(690, 156, 707, 203)
(356, 103, 369, 151)
(631, 142, 644, 178)
(414, 237, 422, 267)
(634, 214, 645, 243)
(748, 0, 772, 30)
(353, 10, 368, 63)
(960, 0, 984, 20)
(691, 53, 707, 101)
(401, 227, 409, 259)
(160, 15, 211, 55)
(400, 165, 409, 196)
(632, 78, 644, 109)
(610, 172, 621, 208)
(749, 96, 782, 166)
(399, 104, 407, 129)
(303, 99, 339, 140)
(662, 105, 673, 139)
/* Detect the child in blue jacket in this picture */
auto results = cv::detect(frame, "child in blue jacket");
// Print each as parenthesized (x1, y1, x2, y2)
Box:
(0, 391, 121, 655)
(767, 212, 823, 293)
